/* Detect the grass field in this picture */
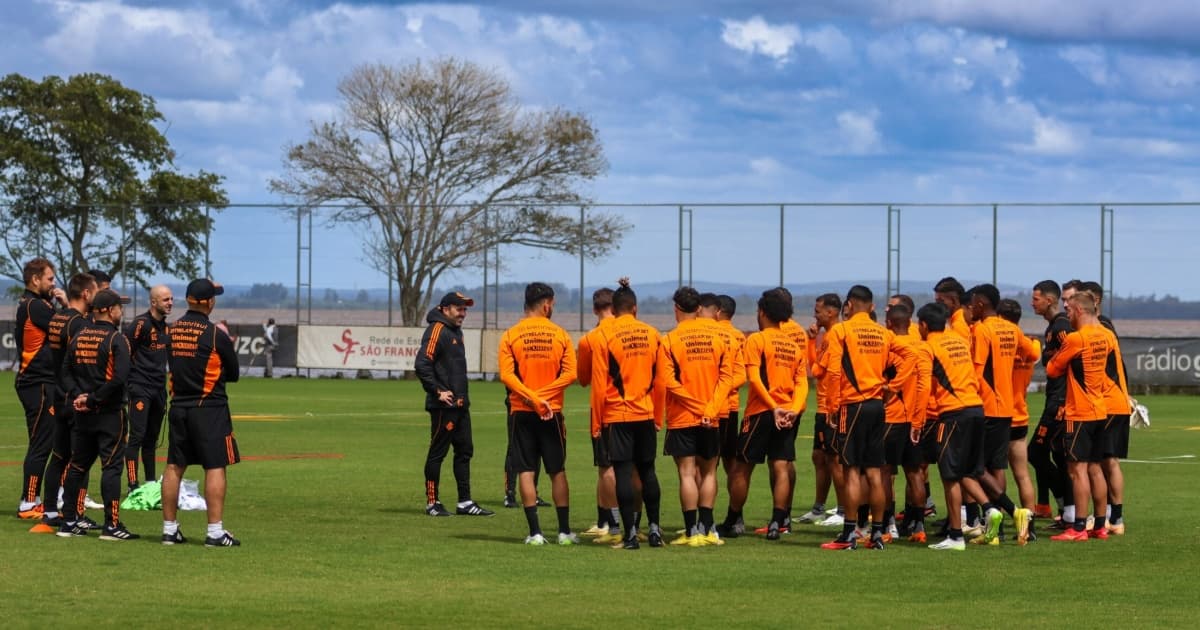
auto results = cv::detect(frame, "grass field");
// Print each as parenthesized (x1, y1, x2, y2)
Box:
(2, 373, 1199, 628)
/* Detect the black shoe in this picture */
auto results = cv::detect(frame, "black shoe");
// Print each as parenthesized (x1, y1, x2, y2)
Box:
(99, 522, 141, 541)
(503, 494, 518, 508)
(41, 514, 64, 528)
(622, 536, 640, 550)
(535, 497, 551, 508)
(426, 502, 452, 517)
(162, 530, 188, 546)
(56, 521, 88, 538)
(76, 515, 101, 531)
(1026, 529, 1038, 543)
(1047, 519, 1069, 531)
(869, 536, 886, 550)
(456, 501, 495, 516)
(716, 524, 740, 539)
(766, 523, 781, 541)
(648, 528, 664, 547)
(205, 532, 241, 547)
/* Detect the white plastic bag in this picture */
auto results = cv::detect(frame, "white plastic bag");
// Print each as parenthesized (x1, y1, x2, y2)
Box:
(178, 478, 208, 511)
(1129, 397, 1150, 429)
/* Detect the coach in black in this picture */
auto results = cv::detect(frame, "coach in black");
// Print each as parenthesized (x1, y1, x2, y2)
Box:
(161, 278, 241, 547)
(124, 284, 173, 492)
(57, 289, 138, 540)
(415, 292, 492, 517)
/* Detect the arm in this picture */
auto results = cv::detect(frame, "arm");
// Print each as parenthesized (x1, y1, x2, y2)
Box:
(497, 332, 542, 410)
(575, 334, 593, 386)
(413, 324, 446, 395)
(215, 324, 240, 383)
(789, 342, 809, 415)
(1045, 332, 1081, 378)
(819, 327, 844, 411)
(91, 333, 131, 407)
(743, 335, 779, 410)
(705, 338, 736, 421)
(909, 347, 932, 430)
(532, 332, 578, 410)
(1017, 331, 1039, 363)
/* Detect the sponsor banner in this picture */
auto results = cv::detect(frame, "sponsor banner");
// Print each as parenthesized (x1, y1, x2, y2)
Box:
(1122, 337, 1200, 387)
(227, 323, 297, 369)
(297, 325, 482, 371)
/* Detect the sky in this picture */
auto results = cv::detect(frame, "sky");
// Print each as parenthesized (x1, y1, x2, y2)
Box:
(4, 0, 1200, 298)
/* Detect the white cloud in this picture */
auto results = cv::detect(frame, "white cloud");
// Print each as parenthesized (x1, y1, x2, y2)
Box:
(836, 109, 882, 154)
(1114, 54, 1200, 98)
(1059, 46, 1114, 86)
(1027, 116, 1084, 155)
(749, 157, 783, 175)
(720, 16, 854, 65)
(721, 16, 801, 63)
(868, 26, 1021, 92)
(516, 15, 593, 53)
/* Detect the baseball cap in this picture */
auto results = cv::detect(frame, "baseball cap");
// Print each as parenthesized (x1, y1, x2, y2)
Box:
(92, 289, 131, 310)
(186, 278, 225, 301)
(438, 291, 474, 307)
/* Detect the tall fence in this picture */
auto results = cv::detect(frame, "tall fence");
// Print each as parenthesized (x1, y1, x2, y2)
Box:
(2, 202, 1197, 333)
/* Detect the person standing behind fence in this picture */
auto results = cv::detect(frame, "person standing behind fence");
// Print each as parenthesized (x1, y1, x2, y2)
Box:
(124, 285, 173, 492)
(161, 279, 242, 547)
(415, 292, 493, 517)
(14, 257, 67, 519)
(262, 318, 277, 378)
(497, 283, 578, 545)
(57, 289, 136, 540)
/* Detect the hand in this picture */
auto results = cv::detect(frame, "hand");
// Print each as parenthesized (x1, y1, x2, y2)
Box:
(436, 390, 454, 406)
(73, 394, 89, 412)
(807, 322, 819, 338)
(773, 408, 794, 429)
(910, 426, 921, 445)
(700, 416, 713, 428)
(51, 288, 67, 306)
(536, 400, 554, 420)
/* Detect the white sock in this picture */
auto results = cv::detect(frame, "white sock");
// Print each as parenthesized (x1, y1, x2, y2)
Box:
(207, 521, 224, 538)
(1064, 505, 1076, 522)
(19, 500, 38, 511)
(44, 510, 59, 519)
(457, 500, 472, 509)
(1105, 504, 1112, 519)
(163, 520, 179, 536)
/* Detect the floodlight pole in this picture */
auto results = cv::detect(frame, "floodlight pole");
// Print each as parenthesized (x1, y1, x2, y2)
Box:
(992, 204, 998, 285)
(579, 205, 585, 332)
(779, 205, 785, 287)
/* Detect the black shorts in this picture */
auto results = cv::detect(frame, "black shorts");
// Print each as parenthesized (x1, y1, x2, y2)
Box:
(982, 417, 1012, 470)
(911, 418, 940, 466)
(837, 399, 885, 469)
(167, 405, 240, 470)
(592, 436, 612, 468)
(882, 422, 910, 468)
(602, 420, 657, 464)
(1010, 424, 1029, 441)
(509, 411, 567, 474)
(1031, 415, 1065, 453)
(935, 406, 985, 481)
(664, 426, 721, 459)
(812, 412, 836, 453)
(1064, 419, 1105, 463)
(718, 412, 740, 459)
(1101, 414, 1130, 459)
(738, 411, 800, 464)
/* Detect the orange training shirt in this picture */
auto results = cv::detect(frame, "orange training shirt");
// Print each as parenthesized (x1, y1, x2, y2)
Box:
(949, 309, 971, 341)
(709, 319, 746, 417)
(925, 331, 983, 416)
(972, 315, 1038, 419)
(1011, 338, 1041, 426)
(1100, 326, 1131, 415)
(812, 312, 916, 411)
(577, 317, 614, 437)
(497, 315, 577, 414)
(885, 332, 932, 429)
(590, 313, 664, 428)
(658, 318, 735, 429)
(1044, 323, 1112, 422)
(742, 326, 808, 418)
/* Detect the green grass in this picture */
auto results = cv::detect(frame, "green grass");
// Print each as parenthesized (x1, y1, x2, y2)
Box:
(2, 373, 1199, 628)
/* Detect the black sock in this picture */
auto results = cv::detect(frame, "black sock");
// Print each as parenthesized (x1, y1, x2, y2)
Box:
(721, 509, 742, 529)
(995, 494, 1016, 516)
(771, 507, 787, 528)
(698, 506, 714, 533)
(524, 506, 540, 537)
(857, 505, 869, 528)
(883, 504, 895, 527)
(1094, 515, 1107, 530)
(811, 501, 825, 513)
(965, 502, 980, 526)
(556, 507, 570, 534)
(1074, 518, 1087, 532)
(684, 510, 698, 536)
(924, 481, 931, 501)
(1111, 503, 1123, 523)
(949, 528, 963, 541)
(871, 521, 884, 539)
(597, 505, 607, 527)
(840, 521, 856, 541)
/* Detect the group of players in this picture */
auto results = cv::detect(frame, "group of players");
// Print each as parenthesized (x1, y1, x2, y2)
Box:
(483, 275, 1131, 550)
(12, 257, 242, 546)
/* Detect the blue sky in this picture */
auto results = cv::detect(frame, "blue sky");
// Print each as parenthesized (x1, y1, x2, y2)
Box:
(4, 1, 1200, 298)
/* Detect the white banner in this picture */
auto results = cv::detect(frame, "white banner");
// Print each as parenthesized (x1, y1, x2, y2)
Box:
(297, 325, 482, 371)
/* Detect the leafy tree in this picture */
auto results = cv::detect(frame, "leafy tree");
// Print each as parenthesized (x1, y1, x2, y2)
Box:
(0, 73, 226, 285)
(271, 58, 627, 325)
(248, 282, 288, 303)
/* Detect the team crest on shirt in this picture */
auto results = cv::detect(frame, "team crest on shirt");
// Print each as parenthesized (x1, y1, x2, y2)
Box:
(49, 405, 55, 416)
(136, 400, 145, 411)
(446, 421, 455, 431)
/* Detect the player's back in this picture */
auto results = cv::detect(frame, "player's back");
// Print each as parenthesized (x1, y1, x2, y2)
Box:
(499, 316, 574, 413)
(594, 314, 660, 423)
(927, 331, 982, 416)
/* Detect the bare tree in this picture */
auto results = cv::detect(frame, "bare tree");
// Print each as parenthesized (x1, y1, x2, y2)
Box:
(271, 58, 627, 325)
